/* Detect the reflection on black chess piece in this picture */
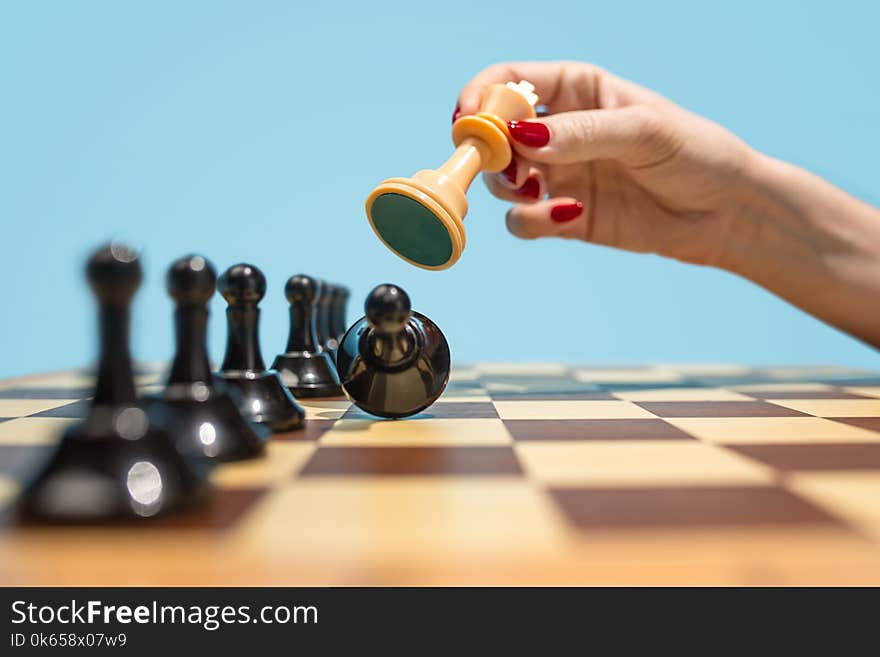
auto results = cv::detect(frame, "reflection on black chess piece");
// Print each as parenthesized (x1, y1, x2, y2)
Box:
(326, 284, 350, 356)
(19, 244, 211, 520)
(336, 284, 450, 418)
(163, 255, 270, 461)
(216, 263, 305, 432)
(315, 280, 335, 363)
(272, 275, 343, 398)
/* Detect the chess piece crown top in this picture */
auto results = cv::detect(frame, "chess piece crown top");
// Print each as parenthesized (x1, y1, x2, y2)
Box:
(218, 263, 266, 305)
(285, 274, 319, 303)
(167, 254, 216, 305)
(365, 284, 410, 334)
(87, 242, 142, 304)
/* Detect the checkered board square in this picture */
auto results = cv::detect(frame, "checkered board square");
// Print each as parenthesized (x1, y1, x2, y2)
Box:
(1, 363, 880, 586)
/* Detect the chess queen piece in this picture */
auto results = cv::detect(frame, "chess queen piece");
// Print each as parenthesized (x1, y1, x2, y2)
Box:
(216, 263, 305, 432)
(336, 284, 450, 418)
(19, 244, 211, 520)
(272, 275, 343, 398)
(366, 81, 538, 270)
(163, 255, 270, 461)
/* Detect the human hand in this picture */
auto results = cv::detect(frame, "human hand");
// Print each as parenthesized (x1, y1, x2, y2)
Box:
(456, 61, 764, 269)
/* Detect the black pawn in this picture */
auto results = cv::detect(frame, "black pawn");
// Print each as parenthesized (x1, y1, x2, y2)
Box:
(19, 244, 211, 520)
(217, 264, 305, 432)
(272, 275, 343, 398)
(329, 285, 350, 348)
(164, 255, 269, 461)
(315, 281, 335, 362)
(336, 284, 450, 418)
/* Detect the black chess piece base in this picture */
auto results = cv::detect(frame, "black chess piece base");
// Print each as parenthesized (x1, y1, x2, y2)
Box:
(19, 403, 211, 521)
(164, 383, 270, 461)
(218, 370, 305, 432)
(272, 352, 343, 398)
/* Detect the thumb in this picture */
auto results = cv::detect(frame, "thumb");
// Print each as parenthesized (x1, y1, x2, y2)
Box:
(507, 106, 679, 168)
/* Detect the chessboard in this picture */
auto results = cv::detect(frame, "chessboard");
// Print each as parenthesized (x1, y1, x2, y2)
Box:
(2, 362, 880, 586)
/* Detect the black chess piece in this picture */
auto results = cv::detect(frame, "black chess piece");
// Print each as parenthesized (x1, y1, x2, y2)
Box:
(163, 255, 270, 461)
(336, 284, 450, 418)
(327, 284, 350, 354)
(19, 244, 211, 520)
(272, 275, 343, 398)
(216, 263, 305, 432)
(315, 280, 335, 363)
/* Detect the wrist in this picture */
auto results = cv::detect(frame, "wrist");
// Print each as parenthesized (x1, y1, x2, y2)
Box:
(718, 150, 880, 345)
(717, 151, 880, 285)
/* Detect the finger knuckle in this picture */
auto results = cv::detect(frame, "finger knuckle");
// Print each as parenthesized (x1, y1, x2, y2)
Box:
(631, 106, 680, 162)
(568, 112, 598, 149)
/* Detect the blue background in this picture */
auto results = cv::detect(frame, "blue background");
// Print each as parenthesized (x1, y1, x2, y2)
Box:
(1, 1, 878, 379)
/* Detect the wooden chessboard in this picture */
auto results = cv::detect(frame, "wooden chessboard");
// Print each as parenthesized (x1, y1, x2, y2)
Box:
(2, 363, 880, 586)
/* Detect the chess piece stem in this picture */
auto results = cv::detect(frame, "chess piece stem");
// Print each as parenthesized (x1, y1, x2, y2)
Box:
(221, 303, 266, 373)
(168, 304, 213, 385)
(285, 292, 321, 353)
(93, 304, 136, 406)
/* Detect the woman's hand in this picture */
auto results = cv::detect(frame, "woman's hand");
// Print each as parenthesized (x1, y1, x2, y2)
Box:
(456, 61, 880, 347)
(456, 61, 764, 270)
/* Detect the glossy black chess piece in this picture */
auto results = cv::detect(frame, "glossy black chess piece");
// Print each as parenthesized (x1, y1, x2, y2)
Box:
(216, 263, 305, 432)
(327, 284, 350, 354)
(163, 255, 270, 461)
(336, 284, 450, 418)
(272, 275, 343, 398)
(18, 244, 211, 520)
(315, 280, 336, 363)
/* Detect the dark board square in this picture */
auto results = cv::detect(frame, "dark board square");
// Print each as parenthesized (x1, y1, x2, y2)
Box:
(831, 417, 880, 433)
(299, 446, 523, 477)
(343, 402, 498, 420)
(817, 377, 880, 387)
(483, 375, 613, 400)
(29, 400, 91, 419)
(0, 387, 93, 400)
(595, 381, 705, 392)
(549, 486, 840, 529)
(480, 375, 579, 384)
(446, 380, 486, 391)
(490, 391, 617, 401)
(504, 419, 697, 441)
(634, 401, 806, 418)
(274, 418, 338, 442)
(724, 443, 880, 471)
(745, 390, 871, 400)
(690, 375, 771, 387)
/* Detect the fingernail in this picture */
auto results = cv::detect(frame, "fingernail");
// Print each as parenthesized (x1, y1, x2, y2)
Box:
(500, 158, 517, 185)
(550, 201, 584, 223)
(517, 176, 541, 199)
(452, 103, 461, 124)
(507, 120, 550, 147)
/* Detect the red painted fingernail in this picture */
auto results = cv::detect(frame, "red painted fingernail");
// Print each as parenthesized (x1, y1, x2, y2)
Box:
(501, 158, 517, 184)
(452, 103, 461, 124)
(507, 120, 550, 147)
(518, 176, 541, 199)
(550, 201, 584, 223)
